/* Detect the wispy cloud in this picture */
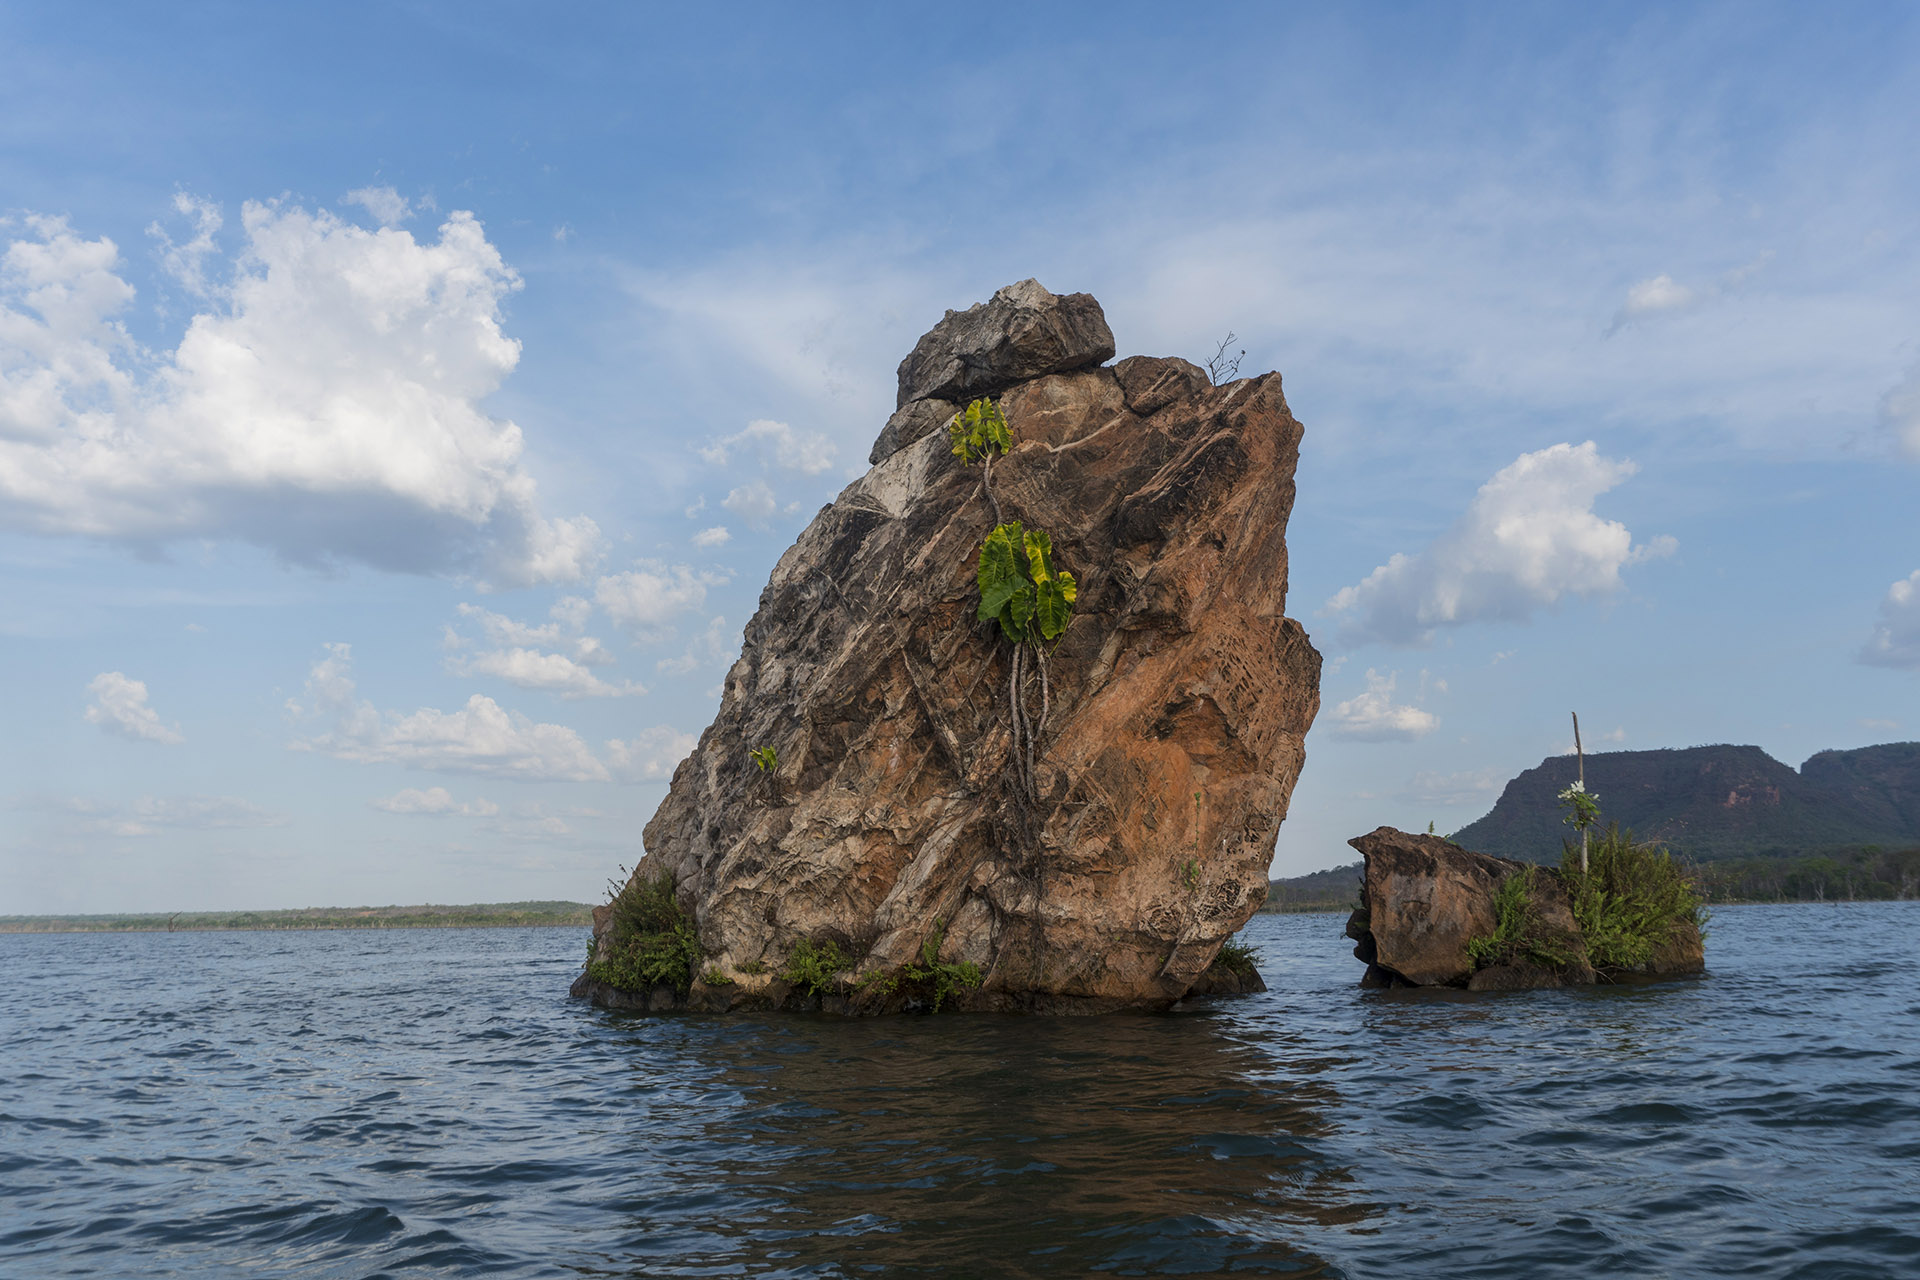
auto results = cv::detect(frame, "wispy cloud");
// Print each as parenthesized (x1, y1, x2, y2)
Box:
(289, 644, 610, 781)
(657, 615, 738, 675)
(606, 726, 698, 782)
(371, 786, 499, 816)
(444, 601, 640, 698)
(84, 672, 183, 744)
(698, 418, 837, 475)
(32, 793, 284, 836)
(1859, 570, 1920, 671)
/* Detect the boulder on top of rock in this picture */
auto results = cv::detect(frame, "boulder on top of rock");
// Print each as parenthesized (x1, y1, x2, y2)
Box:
(894, 279, 1115, 410)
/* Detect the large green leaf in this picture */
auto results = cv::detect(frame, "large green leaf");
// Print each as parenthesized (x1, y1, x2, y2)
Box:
(1022, 527, 1055, 585)
(976, 522, 1025, 623)
(1004, 582, 1035, 641)
(1034, 577, 1069, 640)
(977, 519, 1072, 644)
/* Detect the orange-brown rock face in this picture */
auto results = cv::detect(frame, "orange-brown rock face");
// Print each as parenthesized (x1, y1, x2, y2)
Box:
(580, 283, 1321, 1013)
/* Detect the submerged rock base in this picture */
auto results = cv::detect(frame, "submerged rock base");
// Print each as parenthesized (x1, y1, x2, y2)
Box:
(1345, 826, 1705, 990)
(569, 956, 1265, 1015)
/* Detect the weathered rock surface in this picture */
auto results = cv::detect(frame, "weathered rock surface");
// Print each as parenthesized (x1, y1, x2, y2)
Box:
(1344, 826, 1703, 990)
(575, 282, 1320, 1014)
(868, 397, 959, 466)
(894, 279, 1115, 410)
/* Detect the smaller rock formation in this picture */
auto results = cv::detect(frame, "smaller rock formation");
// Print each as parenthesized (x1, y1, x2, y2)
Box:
(1344, 826, 1704, 990)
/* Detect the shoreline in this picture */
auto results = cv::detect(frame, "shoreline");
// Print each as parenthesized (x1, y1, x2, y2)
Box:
(0, 902, 593, 935)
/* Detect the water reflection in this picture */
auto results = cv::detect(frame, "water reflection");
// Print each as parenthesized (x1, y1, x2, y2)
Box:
(596, 1010, 1364, 1277)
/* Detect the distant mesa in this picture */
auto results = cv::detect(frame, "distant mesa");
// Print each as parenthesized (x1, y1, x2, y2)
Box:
(1452, 742, 1920, 862)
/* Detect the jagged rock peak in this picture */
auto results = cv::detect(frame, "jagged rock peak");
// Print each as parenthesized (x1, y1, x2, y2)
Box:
(576, 284, 1320, 1015)
(894, 278, 1116, 411)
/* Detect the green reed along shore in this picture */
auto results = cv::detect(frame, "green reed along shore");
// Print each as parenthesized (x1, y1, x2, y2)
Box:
(0, 901, 594, 934)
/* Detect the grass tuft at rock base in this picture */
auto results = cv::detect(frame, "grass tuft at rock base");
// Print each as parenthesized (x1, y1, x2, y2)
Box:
(1562, 823, 1709, 975)
(584, 870, 703, 997)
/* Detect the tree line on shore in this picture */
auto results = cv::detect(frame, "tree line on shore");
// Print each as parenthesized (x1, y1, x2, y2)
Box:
(1265, 844, 1920, 913)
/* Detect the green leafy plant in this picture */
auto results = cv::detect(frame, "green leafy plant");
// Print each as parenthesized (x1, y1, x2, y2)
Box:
(583, 869, 703, 996)
(1562, 824, 1708, 974)
(948, 397, 1012, 463)
(1180, 857, 1201, 891)
(976, 522, 1077, 644)
(750, 745, 777, 772)
(975, 520, 1078, 801)
(702, 966, 735, 985)
(1465, 868, 1576, 971)
(947, 398, 1080, 804)
(738, 958, 768, 975)
(856, 919, 982, 1011)
(1214, 935, 1262, 978)
(780, 937, 846, 998)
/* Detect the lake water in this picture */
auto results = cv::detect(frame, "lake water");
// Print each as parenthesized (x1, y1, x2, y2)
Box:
(2, 904, 1916, 1278)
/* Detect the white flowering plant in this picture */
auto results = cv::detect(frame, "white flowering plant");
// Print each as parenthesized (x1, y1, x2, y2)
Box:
(1558, 779, 1601, 832)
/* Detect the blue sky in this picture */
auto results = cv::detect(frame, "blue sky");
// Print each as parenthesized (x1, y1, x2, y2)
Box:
(4, 3, 1917, 913)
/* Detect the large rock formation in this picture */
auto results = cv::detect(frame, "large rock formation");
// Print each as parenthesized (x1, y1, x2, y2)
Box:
(1344, 826, 1704, 991)
(575, 280, 1321, 1013)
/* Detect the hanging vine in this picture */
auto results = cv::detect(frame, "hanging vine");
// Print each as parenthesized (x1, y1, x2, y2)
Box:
(949, 398, 1077, 801)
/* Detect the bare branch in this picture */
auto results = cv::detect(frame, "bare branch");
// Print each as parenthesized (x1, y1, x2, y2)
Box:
(1205, 332, 1245, 386)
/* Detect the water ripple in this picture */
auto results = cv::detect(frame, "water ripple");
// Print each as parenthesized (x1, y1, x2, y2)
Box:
(0, 903, 1915, 1276)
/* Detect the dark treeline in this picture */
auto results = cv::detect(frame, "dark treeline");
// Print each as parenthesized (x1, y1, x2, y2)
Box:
(1261, 863, 1361, 913)
(1265, 845, 1920, 913)
(1692, 846, 1920, 904)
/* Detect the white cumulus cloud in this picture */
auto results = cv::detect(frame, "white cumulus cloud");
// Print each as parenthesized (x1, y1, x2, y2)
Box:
(691, 525, 731, 548)
(84, 671, 183, 744)
(1325, 442, 1673, 647)
(1325, 669, 1439, 741)
(1860, 570, 1920, 671)
(289, 643, 610, 781)
(595, 560, 720, 635)
(607, 726, 699, 782)
(0, 202, 597, 584)
(370, 786, 499, 816)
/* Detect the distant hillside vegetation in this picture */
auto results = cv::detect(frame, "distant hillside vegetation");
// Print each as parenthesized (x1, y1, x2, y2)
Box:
(0, 901, 594, 933)
(1261, 862, 1361, 912)
(1451, 742, 1920, 862)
